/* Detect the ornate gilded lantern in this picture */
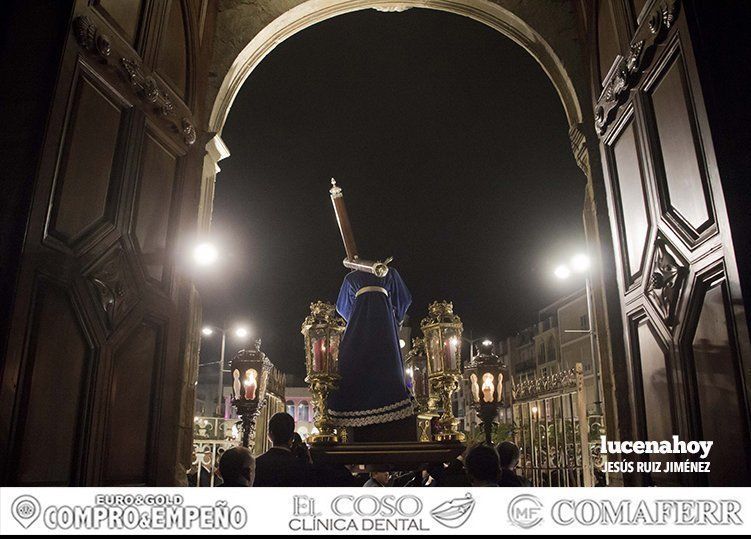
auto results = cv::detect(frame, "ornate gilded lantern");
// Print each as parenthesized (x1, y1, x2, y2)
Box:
(404, 337, 429, 409)
(420, 301, 466, 442)
(464, 340, 507, 444)
(405, 336, 440, 442)
(230, 339, 273, 448)
(301, 301, 346, 443)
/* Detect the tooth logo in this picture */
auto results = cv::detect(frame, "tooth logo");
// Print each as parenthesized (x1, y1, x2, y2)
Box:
(430, 493, 475, 529)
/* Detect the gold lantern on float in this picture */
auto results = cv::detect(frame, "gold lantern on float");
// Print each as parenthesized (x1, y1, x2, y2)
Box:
(464, 340, 507, 445)
(230, 339, 273, 448)
(404, 337, 438, 442)
(404, 337, 431, 410)
(301, 300, 345, 444)
(420, 301, 466, 442)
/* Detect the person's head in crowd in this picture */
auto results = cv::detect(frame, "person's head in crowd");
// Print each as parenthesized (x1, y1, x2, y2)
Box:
(497, 441, 521, 471)
(464, 444, 500, 487)
(291, 431, 312, 464)
(369, 471, 390, 487)
(268, 412, 296, 448)
(218, 446, 255, 487)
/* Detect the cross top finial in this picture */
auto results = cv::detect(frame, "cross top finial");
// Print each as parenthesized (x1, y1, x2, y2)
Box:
(329, 178, 342, 197)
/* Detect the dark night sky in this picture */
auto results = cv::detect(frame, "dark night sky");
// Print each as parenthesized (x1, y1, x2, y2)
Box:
(198, 9, 585, 380)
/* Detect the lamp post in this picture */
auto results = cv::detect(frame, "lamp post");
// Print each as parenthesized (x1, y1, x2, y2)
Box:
(462, 336, 485, 367)
(420, 301, 466, 442)
(201, 324, 250, 416)
(301, 301, 345, 444)
(230, 339, 272, 448)
(464, 340, 507, 445)
(553, 253, 602, 417)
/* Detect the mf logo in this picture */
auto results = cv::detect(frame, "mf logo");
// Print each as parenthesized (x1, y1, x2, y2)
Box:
(508, 494, 543, 529)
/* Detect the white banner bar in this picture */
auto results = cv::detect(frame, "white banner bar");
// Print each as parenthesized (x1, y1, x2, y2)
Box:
(1, 487, 749, 535)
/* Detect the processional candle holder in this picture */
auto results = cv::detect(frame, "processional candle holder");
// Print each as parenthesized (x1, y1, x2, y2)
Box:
(464, 341, 507, 445)
(405, 337, 439, 442)
(301, 301, 345, 444)
(230, 339, 273, 448)
(420, 301, 466, 442)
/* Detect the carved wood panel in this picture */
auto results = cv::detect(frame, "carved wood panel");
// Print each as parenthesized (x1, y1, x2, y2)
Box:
(606, 112, 651, 287)
(13, 278, 93, 486)
(103, 322, 161, 486)
(685, 269, 750, 486)
(594, 0, 751, 485)
(133, 127, 180, 284)
(46, 63, 131, 248)
(628, 311, 678, 486)
(93, 0, 145, 47)
(0, 0, 205, 486)
(156, 0, 188, 99)
(643, 41, 716, 246)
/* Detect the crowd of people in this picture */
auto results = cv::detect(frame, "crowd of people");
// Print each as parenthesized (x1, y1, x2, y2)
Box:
(214, 412, 531, 488)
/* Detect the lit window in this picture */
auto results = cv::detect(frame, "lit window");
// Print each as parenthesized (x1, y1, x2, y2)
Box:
(298, 401, 310, 422)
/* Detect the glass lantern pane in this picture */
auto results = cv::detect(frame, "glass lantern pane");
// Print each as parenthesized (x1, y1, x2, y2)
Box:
(329, 331, 341, 372)
(232, 369, 242, 399)
(413, 364, 428, 399)
(427, 331, 442, 373)
(404, 366, 414, 392)
(310, 329, 326, 373)
(469, 372, 480, 403)
(442, 329, 461, 371)
(244, 368, 258, 400)
(482, 372, 495, 403)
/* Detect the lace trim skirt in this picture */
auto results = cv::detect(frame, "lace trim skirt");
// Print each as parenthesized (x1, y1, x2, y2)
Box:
(329, 397, 419, 427)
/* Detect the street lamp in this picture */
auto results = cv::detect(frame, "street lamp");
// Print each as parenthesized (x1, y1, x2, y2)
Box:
(462, 336, 487, 365)
(200, 323, 251, 416)
(464, 340, 507, 445)
(552, 253, 602, 417)
(234, 327, 249, 339)
(193, 241, 219, 266)
(230, 339, 273, 448)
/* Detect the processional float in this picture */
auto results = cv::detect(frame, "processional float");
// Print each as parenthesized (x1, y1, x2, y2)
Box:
(301, 179, 467, 454)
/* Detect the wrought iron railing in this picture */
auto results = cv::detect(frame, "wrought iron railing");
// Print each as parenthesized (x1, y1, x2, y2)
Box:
(511, 363, 595, 487)
(190, 416, 240, 487)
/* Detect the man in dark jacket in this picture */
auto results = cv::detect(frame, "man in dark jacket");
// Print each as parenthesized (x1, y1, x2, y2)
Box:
(253, 412, 310, 487)
(497, 441, 532, 487)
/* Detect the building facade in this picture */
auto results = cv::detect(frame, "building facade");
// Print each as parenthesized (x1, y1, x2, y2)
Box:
(492, 289, 599, 423)
(285, 386, 316, 440)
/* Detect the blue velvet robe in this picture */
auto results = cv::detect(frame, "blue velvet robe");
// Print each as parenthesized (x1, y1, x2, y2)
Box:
(328, 268, 418, 427)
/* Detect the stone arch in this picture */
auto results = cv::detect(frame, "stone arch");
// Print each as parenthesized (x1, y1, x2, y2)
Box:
(208, 0, 586, 139)
(201, 0, 595, 232)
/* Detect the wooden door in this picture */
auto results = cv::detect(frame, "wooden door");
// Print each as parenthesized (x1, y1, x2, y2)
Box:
(592, 0, 751, 486)
(0, 0, 210, 485)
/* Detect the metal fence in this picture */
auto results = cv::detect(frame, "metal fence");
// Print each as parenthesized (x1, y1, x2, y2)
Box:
(190, 417, 239, 487)
(511, 363, 593, 487)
